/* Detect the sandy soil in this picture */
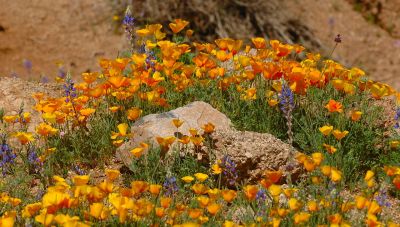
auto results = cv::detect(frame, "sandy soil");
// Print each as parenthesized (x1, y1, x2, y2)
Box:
(0, 0, 126, 80)
(281, 0, 400, 88)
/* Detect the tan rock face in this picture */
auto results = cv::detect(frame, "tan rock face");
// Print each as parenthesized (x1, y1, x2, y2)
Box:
(0, 77, 61, 130)
(212, 130, 298, 183)
(117, 101, 232, 165)
(117, 101, 299, 183)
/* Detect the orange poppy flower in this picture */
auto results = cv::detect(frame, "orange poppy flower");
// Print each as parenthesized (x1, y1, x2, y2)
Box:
(202, 122, 215, 134)
(393, 176, 400, 190)
(156, 136, 176, 154)
(190, 136, 204, 146)
(263, 170, 282, 184)
(332, 129, 349, 140)
(79, 108, 96, 117)
(268, 99, 278, 107)
(3, 115, 18, 124)
(351, 110, 362, 121)
(181, 176, 195, 183)
(207, 203, 221, 215)
(288, 198, 302, 211)
(186, 29, 194, 37)
(73, 175, 89, 186)
(155, 207, 165, 218)
(216, 50, 232, 62)
(325, 99, 343, 113)
(311, 152, 323, 166)
(197, 196, 210, 208)
(323, 143, 337, 154)
(131, 181, 149, 195)
(88, 86, 104, 98)
(149, 184, 162, 195)
(108, 76, 129, 89)
(390, 141, 400, 150)
(188, 208, 203, 219)
(319, 125, 333, 136)
(192, 183, 209, 195)
(160, 197, 172, 208)
(109, 106, 120, 113)
(355, 195, 367, 209)
(328, 213, 342, 224)
(243, 185, 258, 201)
(307, 201, 318, 212)
(251, 37, 267, 49)
(169, 19, 189, 33)
(221, 189, 237, 203)
(126, 107, 142, 121)
(172, 119, 184, 128)
(105, 169, 120, 182)
(330, 168, 342, 182)
(36, 123, 58, 137)
(303, 158, 316, 172)
(178, 135, 191, 144)
(383, 166, 400, 176)
(130, 147, 144, 158)
(194, 173, 209, 182)
(268, 184, 282, 197)
(13, 132, 34, 145)
(321, 165, 332, 176)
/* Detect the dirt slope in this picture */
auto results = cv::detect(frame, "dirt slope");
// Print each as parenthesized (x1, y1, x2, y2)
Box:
(0, 0, 399, 89)
(0, 0, 126, 80)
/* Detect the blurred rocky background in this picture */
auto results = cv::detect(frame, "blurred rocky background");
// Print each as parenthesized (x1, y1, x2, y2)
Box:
(0, 0, 399, 88)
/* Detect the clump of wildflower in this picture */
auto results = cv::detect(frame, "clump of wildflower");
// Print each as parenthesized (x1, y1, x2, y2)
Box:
(0, 141, 16, 175)
(279, 82, 295, 145)
(10, 71, 18, 78)
(58, 66, 66, 80)
(255, 189, 268, 216)
(40, 75, 49, 84)
(394, 107, 400, 129)
(73, 165, 85, 175)
(27, 147, 42, 174)
(138, 43, 146, 54)
(145, 50, 156, 71)
(23, 59, 32, 74)
(334, 34, 342, 43)
(327, 182, 338, 200)
(122, 7, 136, 51)
(63, 73, 76, 103)
(374, 189, 391, 207)
(163, 176, 179, 197)
(221, 155, 238, 186)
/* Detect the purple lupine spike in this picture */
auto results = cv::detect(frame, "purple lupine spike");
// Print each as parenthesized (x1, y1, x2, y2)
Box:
(163, 176, 179, 197)
(28, 147, 42, 174)
(0, 141, 17, 175)
(221, 155, 238, 185)
(122, 7, 136, 52)
(279, 82, 295, 145)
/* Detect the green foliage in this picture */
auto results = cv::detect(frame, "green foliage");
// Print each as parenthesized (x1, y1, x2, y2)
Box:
(125, 146, 207, 185)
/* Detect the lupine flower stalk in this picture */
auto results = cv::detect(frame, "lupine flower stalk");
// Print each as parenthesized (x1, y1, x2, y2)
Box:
(255, 189, 267, 216)
(279, 82, 295, 145)
(0, 142, 16, 175)
(221, 155, 238, 186)
(23, 59, 32, 75)
(74, 165, 85, 175)
(27, 147, 42, 174)
(122, 7, 136, 52)
(63, 73, 76, 103)
(163, 176, 179, 197)
(375, 189, 391, 207)
(394, 107, 400, 129)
